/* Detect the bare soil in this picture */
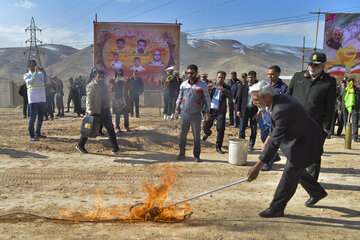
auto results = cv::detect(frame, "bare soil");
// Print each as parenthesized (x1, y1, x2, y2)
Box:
(0, 107, 359, 240)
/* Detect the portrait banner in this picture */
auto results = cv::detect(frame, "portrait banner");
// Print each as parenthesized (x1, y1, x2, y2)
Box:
(323, 13, 360, 81)
(94, 22, 180, 89)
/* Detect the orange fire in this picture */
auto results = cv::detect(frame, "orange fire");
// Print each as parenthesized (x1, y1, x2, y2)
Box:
(58, 163, 192, 222)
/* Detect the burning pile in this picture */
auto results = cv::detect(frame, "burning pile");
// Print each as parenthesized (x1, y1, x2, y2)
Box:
(59, 163, 192, 222)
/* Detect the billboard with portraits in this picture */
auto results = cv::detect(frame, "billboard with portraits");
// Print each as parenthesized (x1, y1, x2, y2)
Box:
(94, 22, 180, 89)
(323, 13, 360, 80)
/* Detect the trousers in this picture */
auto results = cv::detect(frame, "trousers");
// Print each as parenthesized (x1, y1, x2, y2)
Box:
(179, 111, 202, 158)
(270, 160, 326, 211)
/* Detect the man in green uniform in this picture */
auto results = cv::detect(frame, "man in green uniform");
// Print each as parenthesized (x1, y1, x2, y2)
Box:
(286, 52, 337, 181)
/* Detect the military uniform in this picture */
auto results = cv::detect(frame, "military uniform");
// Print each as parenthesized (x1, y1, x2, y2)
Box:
(287, 54, 337, 181)
(287, 70, 337, 130)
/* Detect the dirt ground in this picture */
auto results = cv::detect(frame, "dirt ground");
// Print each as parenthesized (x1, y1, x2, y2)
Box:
(0, 107, 359, 240)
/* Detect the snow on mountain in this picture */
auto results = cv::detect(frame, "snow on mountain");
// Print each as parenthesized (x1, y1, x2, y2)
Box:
(186, 35, 220, 48)
(251, 43, 303, 58)
(41, 45, 59, 51)
(232, 43, 245, 55)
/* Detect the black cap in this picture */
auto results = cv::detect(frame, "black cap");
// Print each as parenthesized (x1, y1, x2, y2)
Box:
(241, 72, 247, 78)
(307, 52, 327, 64)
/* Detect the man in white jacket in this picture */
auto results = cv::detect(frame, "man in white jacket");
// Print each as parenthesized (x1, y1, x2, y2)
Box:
(23, 60, 47, 141)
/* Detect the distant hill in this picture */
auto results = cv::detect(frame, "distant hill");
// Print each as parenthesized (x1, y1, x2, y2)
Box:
(0, 44, 78, 81)
(0, 33, 315, 82)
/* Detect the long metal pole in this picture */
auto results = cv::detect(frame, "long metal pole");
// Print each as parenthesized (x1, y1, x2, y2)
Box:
(174, 178, 248, 206)
(314, 8, 320, 51)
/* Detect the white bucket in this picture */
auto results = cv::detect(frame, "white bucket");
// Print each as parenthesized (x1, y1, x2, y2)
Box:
(228, 139, 250, 165)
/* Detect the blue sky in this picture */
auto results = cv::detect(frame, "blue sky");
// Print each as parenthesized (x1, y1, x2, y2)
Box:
(1, 0, 359, 49)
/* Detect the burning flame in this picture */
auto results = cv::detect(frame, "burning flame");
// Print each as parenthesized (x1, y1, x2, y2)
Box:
(59, 163, 192, 222)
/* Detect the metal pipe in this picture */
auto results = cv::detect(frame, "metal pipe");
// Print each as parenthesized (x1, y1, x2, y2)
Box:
(174, 178, 248, 206)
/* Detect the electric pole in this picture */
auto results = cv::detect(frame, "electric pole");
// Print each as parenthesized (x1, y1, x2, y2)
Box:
(24, 17, 43, 70)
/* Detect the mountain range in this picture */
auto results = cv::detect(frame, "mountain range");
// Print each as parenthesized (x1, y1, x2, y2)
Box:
(0, 33, 314, 82)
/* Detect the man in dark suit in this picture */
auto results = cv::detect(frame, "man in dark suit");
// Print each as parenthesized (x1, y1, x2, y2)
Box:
(236, 71, 259, 150)
(202, 71, 232, 154)
(247, 81, 328, 218)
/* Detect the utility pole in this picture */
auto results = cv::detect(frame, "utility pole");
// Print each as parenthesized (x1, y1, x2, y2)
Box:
(24, 17, 43, 70)
(301, 9, 325, 70)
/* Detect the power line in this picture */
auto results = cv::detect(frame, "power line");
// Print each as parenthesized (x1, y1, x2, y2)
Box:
(105, 0, 157, 22)
(48, 0, 87, 26)
(165, 0, 236, 22)
(121, 0, 179, 21)
(52, 0, 116, 29)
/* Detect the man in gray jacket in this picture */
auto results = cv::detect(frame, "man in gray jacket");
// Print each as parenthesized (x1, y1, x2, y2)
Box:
(175, 64, 211, 162)
(247, 81, 327, 218)
(76, 70, 120, 154)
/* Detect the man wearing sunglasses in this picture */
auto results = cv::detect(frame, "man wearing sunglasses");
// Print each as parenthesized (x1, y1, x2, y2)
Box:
(175, 64, 211, 162)
(287, 52, 336, 181)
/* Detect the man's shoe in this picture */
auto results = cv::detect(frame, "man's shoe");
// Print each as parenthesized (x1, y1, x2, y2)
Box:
(259, 208, 284, 218)
(261, 164, 272, 171)
(248, 145, 255, 151)
(125, 127, 132, 132)
(305, 192, 328, 207)
(229, 122, 234, 126)
(202, 130, 212, 141)
(35, 135, 47, 139)
(115, 128, 122, 134)
(23, 116, 27, 118)
(274, 156, 281, 162)
(99, 132, 105, 136)
(216, 148, 225, 154)
(29, 137, 39, 141)
(354, 138, 359, 142)
(66, 110, 70, 113)
(76, 144, 88, 154)
(176, 154, 185, 161)
(194, 157, 202, 163)
(112, 149, 121, 155)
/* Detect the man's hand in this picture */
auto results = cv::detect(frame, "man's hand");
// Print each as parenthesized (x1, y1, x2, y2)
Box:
(247, 160, 265, 182)
(253, 110, 262, 121)
(261, 136, 271, 152)
(218, 85, 224, 91)
(205, 112, 210, 121)
(237, 111, 241, 118)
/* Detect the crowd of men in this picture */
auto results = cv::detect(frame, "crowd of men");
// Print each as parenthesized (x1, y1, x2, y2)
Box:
(22, 52, 360, 218)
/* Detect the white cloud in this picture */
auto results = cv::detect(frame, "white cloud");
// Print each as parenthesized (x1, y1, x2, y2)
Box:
(14, 0, 37, 9)
(0, 25, 92, 49)
(200, 21, 325, 43)
(0, 25, 27, 47)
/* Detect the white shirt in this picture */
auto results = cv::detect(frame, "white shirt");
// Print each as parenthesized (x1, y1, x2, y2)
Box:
(130, 65, 146, 72)
(210, 88, 220, 109)
(23, 71, 46, 103)
(110, 61, 123, 69)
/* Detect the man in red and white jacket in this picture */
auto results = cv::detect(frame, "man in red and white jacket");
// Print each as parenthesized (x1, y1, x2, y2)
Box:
(175, 64, 211, 162)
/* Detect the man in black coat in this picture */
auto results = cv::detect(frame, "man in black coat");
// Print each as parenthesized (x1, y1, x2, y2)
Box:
(227, 71, 239, 126)
(236, 71, 259, 150)
(287, 52, 336, 180)
(247, 81, 328, 218)
(128, 70, 144, 118)
(19, 83, 28, 118)
(202, 71, 232, 154)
